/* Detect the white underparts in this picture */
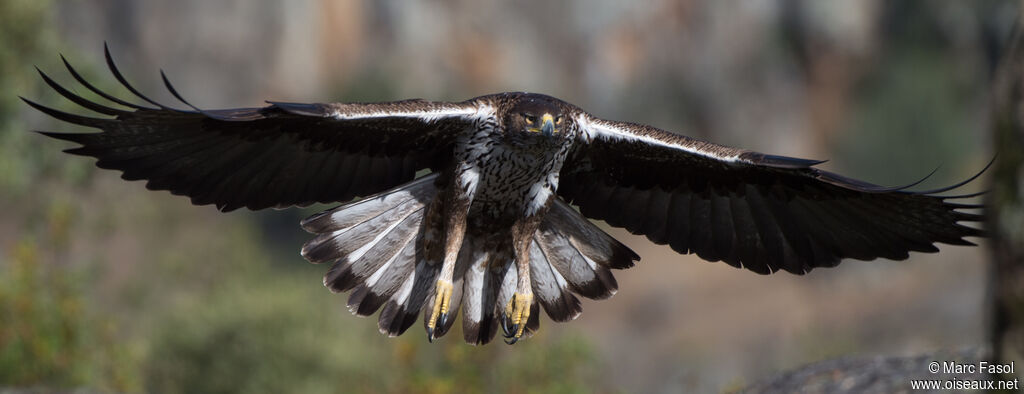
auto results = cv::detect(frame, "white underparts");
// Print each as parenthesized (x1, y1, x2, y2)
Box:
(458, 165, 481, 196)
(524, 172, 559, 216)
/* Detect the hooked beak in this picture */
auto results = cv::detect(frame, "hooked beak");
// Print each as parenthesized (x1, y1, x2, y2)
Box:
(540, 113, 556, 136)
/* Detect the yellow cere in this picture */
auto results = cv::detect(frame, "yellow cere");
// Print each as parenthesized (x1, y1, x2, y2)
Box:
(542, 113, 559, 134)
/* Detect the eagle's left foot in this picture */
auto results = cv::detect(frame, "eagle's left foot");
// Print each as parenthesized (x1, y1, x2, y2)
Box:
(502, 291, 533, 344)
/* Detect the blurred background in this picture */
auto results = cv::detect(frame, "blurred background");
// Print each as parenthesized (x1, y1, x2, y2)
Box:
(0, 0, 1014, 392)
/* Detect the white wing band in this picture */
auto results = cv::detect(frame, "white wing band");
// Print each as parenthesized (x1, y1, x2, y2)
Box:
(576, 114, 745, 163)
(330, 103, 495, 124)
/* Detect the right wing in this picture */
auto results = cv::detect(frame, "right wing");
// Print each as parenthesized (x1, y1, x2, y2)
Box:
(26, 46, 493, 211)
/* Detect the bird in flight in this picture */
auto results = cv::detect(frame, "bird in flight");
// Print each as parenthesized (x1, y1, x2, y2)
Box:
(26, 46, 985, 345)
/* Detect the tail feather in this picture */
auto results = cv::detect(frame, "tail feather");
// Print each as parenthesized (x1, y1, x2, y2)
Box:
(439, 274, 464, 337)
(300, 174, 437, 234)
(347, 228, 421, 316)
(461, 249, 499, 345)
(544, 199, 639, 269)
(534, 228, 615, 299)
(378, 258, 438, 337)
(302, 196, 426, 265)
(378, 272, 416, 336)
(533, 199, 638, 301)
(480, 262, 513, 344)
(530, 240, 582, 322)
(342, 208, 423, 290)
(319, 204, 424, 292)
(494, 258, 518, 325)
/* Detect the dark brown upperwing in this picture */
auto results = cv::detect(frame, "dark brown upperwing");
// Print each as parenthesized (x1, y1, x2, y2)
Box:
(26, 48, 488, 211)
(559, 115, 986, 274)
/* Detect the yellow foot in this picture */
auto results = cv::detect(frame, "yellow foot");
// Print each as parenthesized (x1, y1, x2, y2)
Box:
(502, 292, 533, 344)
(426, 279, 453, 342)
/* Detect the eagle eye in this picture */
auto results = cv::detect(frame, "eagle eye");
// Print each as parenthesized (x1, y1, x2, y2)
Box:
(523, 114, 537, 125)
(555, 116, 563, 124)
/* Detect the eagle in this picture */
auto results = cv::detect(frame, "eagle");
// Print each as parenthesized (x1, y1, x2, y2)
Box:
(26, 47, 985, 345)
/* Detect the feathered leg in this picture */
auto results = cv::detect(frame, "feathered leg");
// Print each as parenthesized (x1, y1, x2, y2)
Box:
(426, 164, 477, 341)
(502, 215, 542, 344)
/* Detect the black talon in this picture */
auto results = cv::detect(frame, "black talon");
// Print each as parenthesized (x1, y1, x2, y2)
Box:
(426, 326, 435, 343)
(501, 315, 514, 338)
(438, 312, 448, 330)
(504, 335, 520, 345)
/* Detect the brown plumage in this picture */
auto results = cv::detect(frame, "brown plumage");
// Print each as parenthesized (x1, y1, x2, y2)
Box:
(26, 46, 985, 345)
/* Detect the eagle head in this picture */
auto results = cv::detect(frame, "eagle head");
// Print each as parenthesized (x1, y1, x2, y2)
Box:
(506, 94, 568, 140)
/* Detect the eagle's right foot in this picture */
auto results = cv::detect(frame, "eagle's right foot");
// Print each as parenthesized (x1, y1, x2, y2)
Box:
(426, 279, 453, 342)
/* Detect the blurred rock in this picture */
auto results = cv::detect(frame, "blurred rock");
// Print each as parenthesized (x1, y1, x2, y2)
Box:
(741, 347, 992, 394)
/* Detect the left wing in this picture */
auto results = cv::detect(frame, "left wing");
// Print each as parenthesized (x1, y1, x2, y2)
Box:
(558, 114, 986, 275)
(26, 47, 492, 211)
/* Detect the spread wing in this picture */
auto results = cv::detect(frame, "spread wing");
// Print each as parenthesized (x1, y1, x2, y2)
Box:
(26, 47, 492, 211)
(559, 113, 986, 275)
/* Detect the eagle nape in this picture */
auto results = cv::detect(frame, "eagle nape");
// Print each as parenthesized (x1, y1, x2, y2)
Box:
(28, 47, 986, 345)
